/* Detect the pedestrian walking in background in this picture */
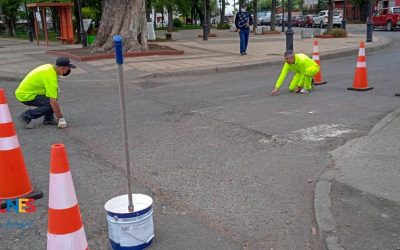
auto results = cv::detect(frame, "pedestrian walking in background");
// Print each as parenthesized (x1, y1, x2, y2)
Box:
(271, 50, 320, 96)
(235, 4, 253, 56)
(15, 56, 76, 129)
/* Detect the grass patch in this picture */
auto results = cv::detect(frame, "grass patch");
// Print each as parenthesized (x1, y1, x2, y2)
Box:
(323, 28, 347, 38)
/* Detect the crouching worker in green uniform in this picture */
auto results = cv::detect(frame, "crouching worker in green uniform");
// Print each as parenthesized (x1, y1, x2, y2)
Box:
(15, 56, 76, 129)
(271, 50, 320, 96)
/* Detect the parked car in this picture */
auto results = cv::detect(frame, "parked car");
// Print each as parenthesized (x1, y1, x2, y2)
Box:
(372, 7, 400, 31)
(299, 14, 316, 27)
(258, 13, 271, 25)
(291, 15, 304, 27)
(313, 10, 342, 28)
(275, 14, 287, 26)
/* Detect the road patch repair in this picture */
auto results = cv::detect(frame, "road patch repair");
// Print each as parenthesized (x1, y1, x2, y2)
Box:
(259, 124, 354, 144)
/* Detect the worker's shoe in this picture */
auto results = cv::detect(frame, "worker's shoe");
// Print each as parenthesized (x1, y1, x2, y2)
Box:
(17, 113, 34, 129)
(300, 89, 310, 94)
(395, 93, 400, 96)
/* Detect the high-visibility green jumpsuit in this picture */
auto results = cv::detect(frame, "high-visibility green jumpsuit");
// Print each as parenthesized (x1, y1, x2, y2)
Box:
(275, 53, 320, 91)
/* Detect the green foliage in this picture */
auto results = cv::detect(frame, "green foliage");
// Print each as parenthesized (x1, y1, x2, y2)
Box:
(323, 28, 347, 37)
(173, 18, 182, 27)
(217, 22, 230, 29)
(81, 6, 97, 20)
(155, 24, 202, 30)
(0, 0, 23, 18)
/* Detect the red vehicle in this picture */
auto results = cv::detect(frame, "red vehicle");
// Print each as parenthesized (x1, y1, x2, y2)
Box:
(291, 15, 304, 26)
(299, 14, 316, 28)
(372, 7, 400, 31)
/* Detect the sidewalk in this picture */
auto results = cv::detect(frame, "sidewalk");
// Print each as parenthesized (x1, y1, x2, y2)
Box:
(1, 28, 398, 249)
(315, 107, 400, 250)
(0, 27, 391, 82)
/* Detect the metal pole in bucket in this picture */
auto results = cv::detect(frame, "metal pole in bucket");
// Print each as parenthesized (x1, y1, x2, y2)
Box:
(113, 35, 134, 212)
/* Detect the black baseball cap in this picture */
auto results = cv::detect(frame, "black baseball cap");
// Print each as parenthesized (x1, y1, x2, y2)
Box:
(56, 56, 76, 69)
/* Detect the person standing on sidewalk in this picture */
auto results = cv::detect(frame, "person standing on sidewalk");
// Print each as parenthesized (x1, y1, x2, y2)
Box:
(235, 4, 253, 56)
(271, 50, 320, 96)
(15, 56, 76, 129)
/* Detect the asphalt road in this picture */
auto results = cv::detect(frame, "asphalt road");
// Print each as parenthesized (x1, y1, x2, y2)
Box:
(1, 29, 400, 250)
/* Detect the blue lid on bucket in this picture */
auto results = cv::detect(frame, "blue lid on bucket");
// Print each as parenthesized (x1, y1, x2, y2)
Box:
(105, 194, 153, 218)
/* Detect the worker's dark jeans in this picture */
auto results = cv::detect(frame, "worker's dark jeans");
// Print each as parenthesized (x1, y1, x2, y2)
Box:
(20, 95, 54, 122)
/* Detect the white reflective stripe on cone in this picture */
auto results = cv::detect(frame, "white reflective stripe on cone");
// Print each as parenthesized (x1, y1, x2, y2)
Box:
(0, 135, 20, 151)
(0, 104, 12, 123)
(312, 55, 320, 60)
(357, 62, 367, 68)
(47, 226, 88, 250)
(313, 47, 319, 53)
(49, 172, 78, 209)
(358, 48, 365, 56)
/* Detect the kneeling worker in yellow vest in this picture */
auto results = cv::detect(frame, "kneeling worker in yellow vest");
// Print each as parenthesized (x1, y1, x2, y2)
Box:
(271, 50, 320, 96)
(15, 56, 76, 129)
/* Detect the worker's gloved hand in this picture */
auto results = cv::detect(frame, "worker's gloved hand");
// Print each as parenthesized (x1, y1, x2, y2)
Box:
(271, 88, 279, 96)
(58, 118, 67, 129)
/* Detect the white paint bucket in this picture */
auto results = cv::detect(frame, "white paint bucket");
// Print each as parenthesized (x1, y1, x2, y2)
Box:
(104, 194, 154, 250)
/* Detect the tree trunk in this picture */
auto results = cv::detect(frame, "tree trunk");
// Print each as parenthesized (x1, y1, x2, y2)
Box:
(253, 0, 257, 31)
(327, 0, 334, 32)
(271, 0, 276, 31)
(92, 0, 148, 52)
(220, 0, 225, 26)
(167, 6, 173, 32)
(5, 19, 16, 37)
(74, 0, 81, 43)
(206, 0, 211, 34)
(146, 0, 152, 22)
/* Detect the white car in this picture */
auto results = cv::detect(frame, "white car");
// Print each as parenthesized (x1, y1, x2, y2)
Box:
(313, 10, 342, 28)
(258, 13, 271, 25)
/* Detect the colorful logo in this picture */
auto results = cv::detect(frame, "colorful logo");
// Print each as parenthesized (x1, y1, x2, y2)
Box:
(0, 198, 36, 213)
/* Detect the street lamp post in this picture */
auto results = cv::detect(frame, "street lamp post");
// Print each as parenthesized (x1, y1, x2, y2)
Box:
(341, 0, 347, 30)
(366, 0, 373, 42)
(77, 0, 87, 47)
(285, 0, 293, 50)
(281, 0, 285, 32)
(203, 0, 208, 40)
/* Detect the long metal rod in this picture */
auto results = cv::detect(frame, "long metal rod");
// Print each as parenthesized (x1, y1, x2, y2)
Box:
(118, 64, 134, 212)
(114, 36, 134, 212)
(117, 63, 134, 212)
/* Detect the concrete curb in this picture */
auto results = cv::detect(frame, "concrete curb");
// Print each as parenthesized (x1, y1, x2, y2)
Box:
(142, 35, 392, 79)
(313, 106, 400, 250)
(0, 35, 392, 82)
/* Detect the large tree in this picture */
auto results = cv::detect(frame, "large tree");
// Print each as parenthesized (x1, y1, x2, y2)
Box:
(92, 0, 147, 52)
(0, 0, 23, 36)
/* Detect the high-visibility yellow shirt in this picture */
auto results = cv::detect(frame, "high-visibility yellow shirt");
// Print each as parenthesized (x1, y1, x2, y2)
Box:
(15, 64, 58, 102)
(275, 53, 318, 89)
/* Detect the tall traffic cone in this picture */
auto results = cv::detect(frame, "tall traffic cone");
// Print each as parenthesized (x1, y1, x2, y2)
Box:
(47, 144, 88, 250)
(0, 88, 42, 208)
(348, 41, 373, 91)
(312, 40, 327, 85)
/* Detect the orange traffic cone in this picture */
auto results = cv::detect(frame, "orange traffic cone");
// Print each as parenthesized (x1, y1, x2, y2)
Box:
(0, 88, 42, 206)
(348, 41, 373, 91)
(47, 144, 88, 250)
(312, 40, 327, 85)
